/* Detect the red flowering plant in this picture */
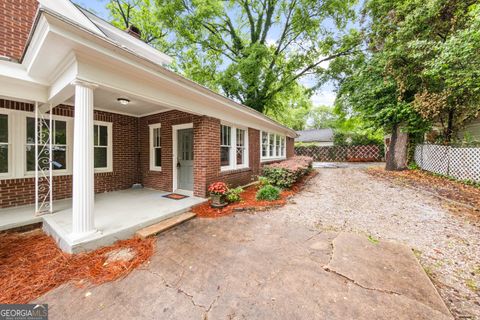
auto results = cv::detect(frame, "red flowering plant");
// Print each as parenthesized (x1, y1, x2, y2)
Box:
(208, 182, 229, 196)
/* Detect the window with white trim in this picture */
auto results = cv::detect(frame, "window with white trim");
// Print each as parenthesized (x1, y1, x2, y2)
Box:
(0, 113, 9, 175)
(93, 122, 112, 171)
(149, 123, 162, 171)
(26, 117, 68, 172)
(260, 131, 287, 161)
(221, 124, 249, 170)
(261, 131, 268, 157)
(236, 128, 246, 165)
(220, 125, 231, 167)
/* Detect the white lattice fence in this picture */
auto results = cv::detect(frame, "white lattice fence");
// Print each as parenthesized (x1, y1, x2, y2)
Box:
(295, 145, 382, 162)
(414, 144, 480, 182)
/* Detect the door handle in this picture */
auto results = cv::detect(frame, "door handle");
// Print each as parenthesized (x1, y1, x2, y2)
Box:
(177, 162, 181, 168)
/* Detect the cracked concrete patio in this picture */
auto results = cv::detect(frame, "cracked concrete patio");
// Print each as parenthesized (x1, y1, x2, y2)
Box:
(36, 209, 451, 319)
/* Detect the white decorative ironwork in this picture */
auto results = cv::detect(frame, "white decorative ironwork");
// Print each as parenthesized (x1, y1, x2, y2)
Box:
(35, 102, 53, 215)
(414, 144, 480, 183)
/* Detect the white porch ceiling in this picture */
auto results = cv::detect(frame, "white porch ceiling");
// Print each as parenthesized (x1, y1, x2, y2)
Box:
(65, 87, 170, 116)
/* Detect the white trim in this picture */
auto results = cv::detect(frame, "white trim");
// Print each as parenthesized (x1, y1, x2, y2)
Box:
(149, 123, 162, 172)
(172, 123, 193, 193)
(0, 109, 12, 178)
(93, 120, 113, 173)
(220, 122, 250, 172)
(260, 130, 287, 162)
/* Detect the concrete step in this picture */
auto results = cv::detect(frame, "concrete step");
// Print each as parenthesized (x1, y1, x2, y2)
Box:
(135, 211, 196, 239)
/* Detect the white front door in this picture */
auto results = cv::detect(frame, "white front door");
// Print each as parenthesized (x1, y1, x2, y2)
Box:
(177, 128, 194, 191)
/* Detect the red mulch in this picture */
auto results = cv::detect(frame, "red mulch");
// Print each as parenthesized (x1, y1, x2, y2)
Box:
(0, 230, 155, 304)
(366, 168, 480, 222)
(193, 170, 318, 218)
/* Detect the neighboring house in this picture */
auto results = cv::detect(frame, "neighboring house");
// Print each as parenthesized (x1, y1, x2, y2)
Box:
(295, 128, 334, 146)
(0, 0, 296, 252)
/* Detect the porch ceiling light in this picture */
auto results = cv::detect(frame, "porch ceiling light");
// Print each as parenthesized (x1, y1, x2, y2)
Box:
(117, 98, 130, 105)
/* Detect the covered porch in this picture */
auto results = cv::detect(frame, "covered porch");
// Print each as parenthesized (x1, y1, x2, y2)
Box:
(0, 188, 206, 253)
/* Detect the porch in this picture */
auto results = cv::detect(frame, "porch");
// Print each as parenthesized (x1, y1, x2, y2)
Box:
(0, 188, 206, 253)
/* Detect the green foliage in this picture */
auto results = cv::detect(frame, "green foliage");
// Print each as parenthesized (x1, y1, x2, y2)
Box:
(257, 176, 271, 188)
(255, 185, 281, 201)
(261, 167, 297, 189)
(106, 0, 360, 128)
(225, 187, 243, 203)
(307, 105, 338, 129)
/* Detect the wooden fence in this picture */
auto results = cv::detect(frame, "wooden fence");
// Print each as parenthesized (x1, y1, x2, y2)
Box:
(414, 144, 480, 182)
(295, 145, 383, 162)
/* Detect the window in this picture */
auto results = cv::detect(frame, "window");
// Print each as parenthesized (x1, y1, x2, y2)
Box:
(93, 122, 112, 171)
(269, 133, 275, 157)
(149, 124, 162, 171)
(220, 124, 249, 170)
(236, 128, 246, 165)
(261, 131, 268, 157)
(220, 125, 231, 167)
(26, 117, 67, 172)
(260, 131, 287, 161)
(0, 114, 9, 174)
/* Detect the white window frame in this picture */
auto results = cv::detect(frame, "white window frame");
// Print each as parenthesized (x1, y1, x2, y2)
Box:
(0, 109, 12, 178)
(24, 115, 71, 176)
(220, 122, 249, 171)
(93, 121, 113, 173)
(260, 131, 287, 162)
(149, 123, 162, 171)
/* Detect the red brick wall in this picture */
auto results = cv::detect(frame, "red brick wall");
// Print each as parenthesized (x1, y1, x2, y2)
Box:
(0, 0, 38, 61)
(0, 101, 139, 208)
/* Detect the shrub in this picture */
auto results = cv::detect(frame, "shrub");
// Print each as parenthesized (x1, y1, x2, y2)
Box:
(256, 185, 281, 201)
(225, 187, 243, 203)
(257, 176, 271, 188)
(208, 182, 228, 195)
(262, 156, 313, 188)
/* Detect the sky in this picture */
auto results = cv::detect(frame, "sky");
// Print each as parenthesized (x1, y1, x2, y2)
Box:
(72, 0, 337, 107)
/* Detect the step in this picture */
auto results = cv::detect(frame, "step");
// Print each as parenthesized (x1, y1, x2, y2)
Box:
(135, 211, 196, 239)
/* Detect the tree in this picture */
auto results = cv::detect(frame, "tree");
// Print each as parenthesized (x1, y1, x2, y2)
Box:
(334, 0, 479, 170)
(106, 0, 360, 126)
(308, 105, 338, 129)
(106, 0, 173, 53)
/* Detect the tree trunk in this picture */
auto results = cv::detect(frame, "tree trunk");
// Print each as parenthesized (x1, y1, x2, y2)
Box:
(445, 109, 454, 143)
(385, 123, 408, 171)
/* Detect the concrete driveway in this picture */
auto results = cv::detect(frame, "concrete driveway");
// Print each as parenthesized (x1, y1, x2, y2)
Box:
(37, 204, 451, 319)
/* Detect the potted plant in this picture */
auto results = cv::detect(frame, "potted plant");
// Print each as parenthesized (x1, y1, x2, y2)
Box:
(208, 182, 228, 208)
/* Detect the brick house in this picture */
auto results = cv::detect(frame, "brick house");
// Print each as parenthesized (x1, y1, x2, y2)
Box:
(0, 0, 296, 252)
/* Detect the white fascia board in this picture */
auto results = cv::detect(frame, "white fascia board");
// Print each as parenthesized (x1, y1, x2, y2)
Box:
(38, 0, 103, 36)
(0, 62, 48, 103)
(47, 53, 77, 103)
(24, 15, 50, 74)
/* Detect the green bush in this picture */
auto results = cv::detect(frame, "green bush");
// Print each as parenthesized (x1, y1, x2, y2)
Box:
(257, 176, 271, 187)
(225, 187, 243, 203)
(256, 185, 281, 201)
(261, 156, 313, 189)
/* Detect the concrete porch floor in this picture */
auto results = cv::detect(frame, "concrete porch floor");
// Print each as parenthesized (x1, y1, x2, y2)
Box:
(0, 189, 206, 253)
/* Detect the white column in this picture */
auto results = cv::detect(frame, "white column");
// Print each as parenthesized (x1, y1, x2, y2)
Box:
(71, 80, 97, 239)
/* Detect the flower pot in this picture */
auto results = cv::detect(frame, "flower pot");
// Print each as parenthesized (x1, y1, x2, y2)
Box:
(210, 194, 227, 208)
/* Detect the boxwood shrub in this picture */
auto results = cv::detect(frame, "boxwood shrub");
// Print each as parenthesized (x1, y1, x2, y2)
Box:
(262, 156, 313, 189)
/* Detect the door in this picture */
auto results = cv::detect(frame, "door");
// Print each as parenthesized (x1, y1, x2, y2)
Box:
(177, 128, 194, 191)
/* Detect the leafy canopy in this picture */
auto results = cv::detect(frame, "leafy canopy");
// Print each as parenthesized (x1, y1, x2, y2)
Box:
(106, 0, 361, 126)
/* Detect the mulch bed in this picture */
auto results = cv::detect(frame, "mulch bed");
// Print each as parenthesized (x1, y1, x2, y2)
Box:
(0, 229, 155, 304)
(192, 170, 318, 218)
(366, 168, 480, 222)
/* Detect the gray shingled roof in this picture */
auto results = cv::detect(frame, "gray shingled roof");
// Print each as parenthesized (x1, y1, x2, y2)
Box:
(295, 128, 334, 142)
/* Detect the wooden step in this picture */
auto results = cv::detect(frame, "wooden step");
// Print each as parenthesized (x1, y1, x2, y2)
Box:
(135, 211, 196, 239)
